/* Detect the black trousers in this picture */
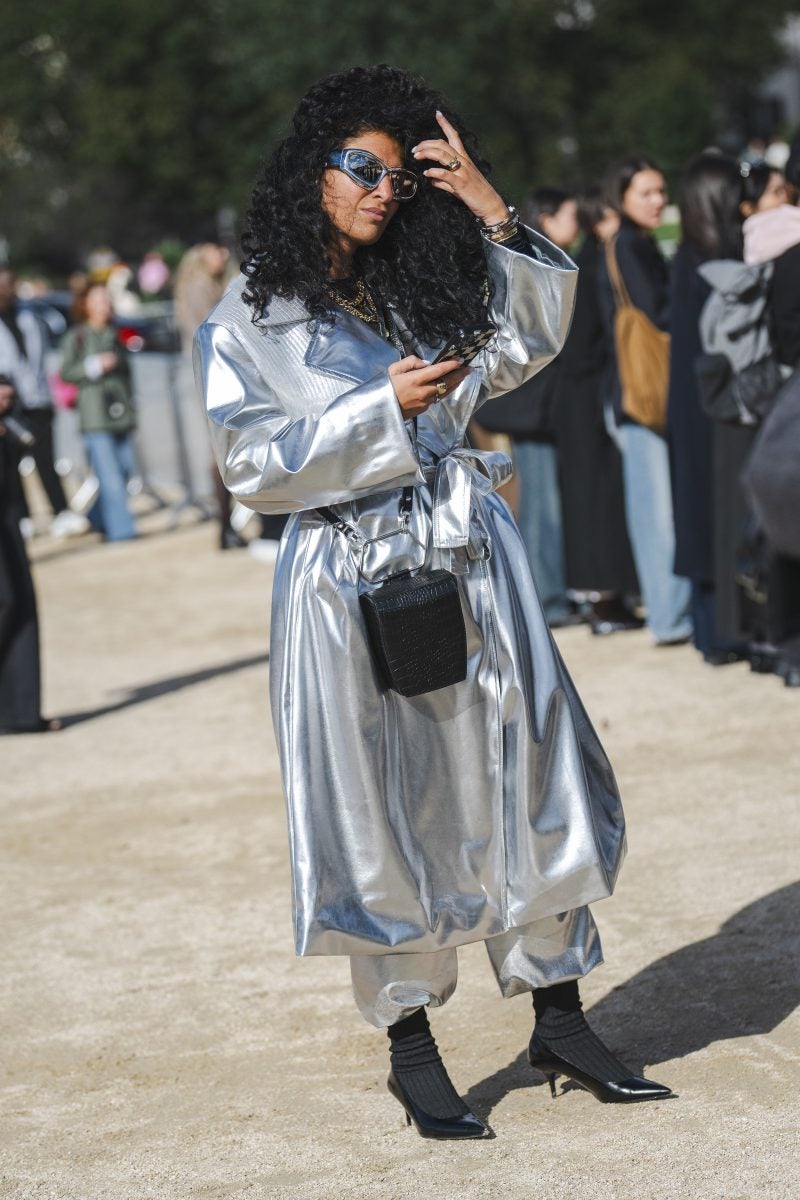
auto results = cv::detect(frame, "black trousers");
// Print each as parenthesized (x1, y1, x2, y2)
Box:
(18, 408, 68, 517)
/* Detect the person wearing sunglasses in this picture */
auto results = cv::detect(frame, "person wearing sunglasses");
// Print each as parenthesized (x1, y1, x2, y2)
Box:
(195, 65, 671, 1140)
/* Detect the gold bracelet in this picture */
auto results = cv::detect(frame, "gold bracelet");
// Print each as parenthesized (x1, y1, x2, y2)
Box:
(480, 205, 519, 243)
(481, 204, 517, 234)
(489, 221, 521, 244)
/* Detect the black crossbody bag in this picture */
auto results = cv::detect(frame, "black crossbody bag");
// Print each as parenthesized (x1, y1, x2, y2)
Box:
(317, 486, 467, 698)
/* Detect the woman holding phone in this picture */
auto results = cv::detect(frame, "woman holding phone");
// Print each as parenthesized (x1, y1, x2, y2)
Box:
(195, 65, 671, 1139)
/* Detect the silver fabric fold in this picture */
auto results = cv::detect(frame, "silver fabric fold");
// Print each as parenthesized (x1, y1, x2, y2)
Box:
(350, 948, 459, 1028)
(195, 227, 626, 962)
(427, 447, 512, 572)
(350, 908, 602, 1027)
(484, 906, 603, 998)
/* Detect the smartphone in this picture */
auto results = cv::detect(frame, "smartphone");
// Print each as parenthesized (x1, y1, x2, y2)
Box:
(432, 323, 497, 366)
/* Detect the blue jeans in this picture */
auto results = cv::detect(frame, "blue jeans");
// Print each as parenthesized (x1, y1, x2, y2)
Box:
(513, 439, 569, 622)
(616, 423, 692, 643)
(84, 432, 137, 542)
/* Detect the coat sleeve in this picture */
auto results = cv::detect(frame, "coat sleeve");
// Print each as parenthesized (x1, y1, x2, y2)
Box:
(472, 227, 578, 408)
(194, 320, 425, 515)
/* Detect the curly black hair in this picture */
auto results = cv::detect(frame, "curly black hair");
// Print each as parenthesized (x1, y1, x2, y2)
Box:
(241, 65, 493, 344)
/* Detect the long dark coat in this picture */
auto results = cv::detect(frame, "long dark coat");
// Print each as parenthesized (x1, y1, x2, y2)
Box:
(766, 241, 800, 648)
(666, 242, 715, 583)
(554, 236, 638, 594)
(772, 242, 800, 368)
(0, 441, 41, 730)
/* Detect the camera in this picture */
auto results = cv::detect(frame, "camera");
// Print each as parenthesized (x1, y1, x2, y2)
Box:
(0, 373, 36, 447)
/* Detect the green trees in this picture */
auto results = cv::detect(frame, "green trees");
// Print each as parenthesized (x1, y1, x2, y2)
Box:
(1, 0, 797, 268)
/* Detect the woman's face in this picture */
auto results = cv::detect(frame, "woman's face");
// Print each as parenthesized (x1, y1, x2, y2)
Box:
(753, 171, 788, 214)
(322, 130, 404, 271)
(85, 285, 113, 325)
(622, 169, 667, 230)
(540, 199, 579, 250)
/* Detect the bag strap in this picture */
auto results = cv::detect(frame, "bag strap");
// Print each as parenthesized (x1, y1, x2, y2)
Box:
(317, 486, 413, 540)
(605, 236, 633, 310)
(317, 412, 417, 538)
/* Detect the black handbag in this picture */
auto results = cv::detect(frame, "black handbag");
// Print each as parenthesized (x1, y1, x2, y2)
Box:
(317, 488, 468, 698)
(359, 568, 467, 696)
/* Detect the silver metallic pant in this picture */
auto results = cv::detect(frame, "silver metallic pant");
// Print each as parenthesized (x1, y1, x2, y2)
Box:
(350, 906, 602, 1027)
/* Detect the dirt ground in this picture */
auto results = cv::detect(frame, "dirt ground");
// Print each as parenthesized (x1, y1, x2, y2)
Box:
(2, 512, 798, 1200)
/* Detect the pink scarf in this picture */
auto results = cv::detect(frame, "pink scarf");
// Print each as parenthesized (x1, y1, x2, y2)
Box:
(743, 204, 800, 265)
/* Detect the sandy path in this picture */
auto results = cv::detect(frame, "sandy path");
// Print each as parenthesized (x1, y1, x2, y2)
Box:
(2, 521, 798, 1199)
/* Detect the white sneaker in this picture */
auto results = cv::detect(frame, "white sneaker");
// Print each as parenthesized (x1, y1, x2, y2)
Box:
(247, 538, 280, 565)
(50, 510, 91, 539)
(19, 517, 35, 541)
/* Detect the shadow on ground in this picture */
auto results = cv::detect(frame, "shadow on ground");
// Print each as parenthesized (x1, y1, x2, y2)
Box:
(59, 652, 268, 727)
(466, 881, 800, 1121)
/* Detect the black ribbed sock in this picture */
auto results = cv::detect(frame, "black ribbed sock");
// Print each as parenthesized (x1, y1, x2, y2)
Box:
(532, 980, 582, 1020)
(387, 1008, 468, 1119)
(531, 982, 631, 1084)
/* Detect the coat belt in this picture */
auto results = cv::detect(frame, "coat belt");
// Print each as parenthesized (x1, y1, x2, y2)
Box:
(428, 448, 513, 572)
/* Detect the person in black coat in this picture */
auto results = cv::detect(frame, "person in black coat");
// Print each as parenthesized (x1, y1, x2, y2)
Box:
(553, 189, 640, 633)
(706, 163, 796, 664)
(0, 380, 60, 733)
(766, 226, 800, 684)
(772, 242, 800, 366)
(667, 152, 747, 663)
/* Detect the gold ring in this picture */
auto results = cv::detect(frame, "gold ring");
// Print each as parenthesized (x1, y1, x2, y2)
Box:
(435, 380, 448, 398)
(445, 156, 461, 172)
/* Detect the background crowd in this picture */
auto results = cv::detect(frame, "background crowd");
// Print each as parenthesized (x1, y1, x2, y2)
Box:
(474, 133, 800, 693)
(2, 121, 800, 732)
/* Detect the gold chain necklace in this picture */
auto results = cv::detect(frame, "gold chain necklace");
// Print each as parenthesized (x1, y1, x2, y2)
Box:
(326, 276, 380, 325)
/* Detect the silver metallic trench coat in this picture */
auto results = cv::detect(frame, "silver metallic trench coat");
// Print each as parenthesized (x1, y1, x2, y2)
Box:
(194, 228, 626, 958)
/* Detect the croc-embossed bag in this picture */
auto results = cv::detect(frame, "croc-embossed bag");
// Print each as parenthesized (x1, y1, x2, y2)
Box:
(317, 488, 467, 697)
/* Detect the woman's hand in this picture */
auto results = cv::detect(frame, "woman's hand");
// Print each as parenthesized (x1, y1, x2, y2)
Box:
(99, 352, 118, 373)
(412, 111, 509, 227)
(389, 356, 470, 419)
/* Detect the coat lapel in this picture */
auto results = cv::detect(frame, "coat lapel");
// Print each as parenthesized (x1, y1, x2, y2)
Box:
(304, 310, 400, 385)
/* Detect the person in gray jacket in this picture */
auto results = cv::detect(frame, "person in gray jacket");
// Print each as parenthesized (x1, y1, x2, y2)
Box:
(0, 267, 86, 539)
(195, 66, 671, 1138)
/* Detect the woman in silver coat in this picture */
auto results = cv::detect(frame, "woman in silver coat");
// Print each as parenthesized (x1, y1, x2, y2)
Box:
(195, 66, 672, 1138)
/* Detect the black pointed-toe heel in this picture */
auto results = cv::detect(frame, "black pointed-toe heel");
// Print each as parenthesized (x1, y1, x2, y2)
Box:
(387, 1072, 487, 1139)
(528, 1036, 674, 1104)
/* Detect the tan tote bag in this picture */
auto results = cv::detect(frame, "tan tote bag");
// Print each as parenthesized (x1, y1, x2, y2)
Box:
(605, 237, 670, 432)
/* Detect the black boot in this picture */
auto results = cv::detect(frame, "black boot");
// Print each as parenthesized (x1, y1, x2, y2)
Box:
(386, 1008, 487, 1139)
(220, 524, 247, 550)
(529, 981, 673, 1103)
